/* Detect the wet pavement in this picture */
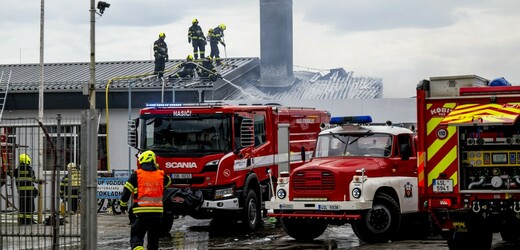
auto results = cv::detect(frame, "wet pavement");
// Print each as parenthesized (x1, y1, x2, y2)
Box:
(97, 213, 520, 249)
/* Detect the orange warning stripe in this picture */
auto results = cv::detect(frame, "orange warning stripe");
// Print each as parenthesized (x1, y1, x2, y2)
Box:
(441, 103, 520, 125)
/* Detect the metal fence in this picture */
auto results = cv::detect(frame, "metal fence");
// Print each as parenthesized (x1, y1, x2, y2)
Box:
(0, 116, 83, 249)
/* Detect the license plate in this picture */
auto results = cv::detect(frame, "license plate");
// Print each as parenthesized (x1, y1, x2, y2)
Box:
(318, 204, 341, 211)
(433, 179, 453, 193)
(280, 204, 294, 209)
(170, 173, 192, 179)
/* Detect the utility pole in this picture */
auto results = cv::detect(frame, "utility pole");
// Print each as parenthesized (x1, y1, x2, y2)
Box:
(37, 0, 45, 225)
(81, 1, 99, 249)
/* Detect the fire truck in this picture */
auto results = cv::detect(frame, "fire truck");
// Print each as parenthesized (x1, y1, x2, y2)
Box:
(265, 115, 419, 243)
(415, 75, 520, 249)
(128, 102, 330, 232)
(266, 75, 520, 249)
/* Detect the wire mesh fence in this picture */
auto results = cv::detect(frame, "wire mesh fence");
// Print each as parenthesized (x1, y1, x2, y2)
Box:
(0, 116, 83, 249)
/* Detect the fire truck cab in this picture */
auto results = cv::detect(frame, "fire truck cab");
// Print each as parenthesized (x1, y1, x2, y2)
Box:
(266, 115, 419, 243)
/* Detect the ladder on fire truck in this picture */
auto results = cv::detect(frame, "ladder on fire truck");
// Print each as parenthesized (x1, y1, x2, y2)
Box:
(0, 70, 17, 210)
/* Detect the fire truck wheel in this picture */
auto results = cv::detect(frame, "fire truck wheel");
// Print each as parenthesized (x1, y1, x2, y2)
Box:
(352, 193, 400, 243)
(500, 227, 520, 242)
(159, 212, 175, 238)
(281, 218, 328, 241)
(447, 229, 492, 250)
(242, 189, 261, 231)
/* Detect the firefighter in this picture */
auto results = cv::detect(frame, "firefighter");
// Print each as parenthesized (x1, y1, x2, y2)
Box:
(13, 153, 45, 225)
(153, 32, 169, 78)
(119, 150, 171, 250)
(60, 162, 81, 214)
(210, 24, 226, 66)
(198, 56, 221, 82)
(170, 55, 197, 79)
(188, 18, 206, 60)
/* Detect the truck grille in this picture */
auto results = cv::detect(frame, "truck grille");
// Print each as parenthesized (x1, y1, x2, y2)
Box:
(292, 170, 335, 192)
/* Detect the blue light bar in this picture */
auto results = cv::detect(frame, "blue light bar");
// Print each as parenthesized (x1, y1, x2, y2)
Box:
(330, 116, 372, 125)
(145, 103, 183, 108)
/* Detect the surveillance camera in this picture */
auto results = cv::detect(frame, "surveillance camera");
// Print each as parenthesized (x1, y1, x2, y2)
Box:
(97, 1, 110, 14)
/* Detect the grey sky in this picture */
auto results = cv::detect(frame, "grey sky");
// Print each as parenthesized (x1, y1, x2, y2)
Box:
(1, 0, 519, 98)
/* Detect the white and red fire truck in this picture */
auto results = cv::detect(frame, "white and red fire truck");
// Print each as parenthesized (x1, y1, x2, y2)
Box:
(128, 102, 330, 232)
(266, 75, 520, 249)
(265, 115, 419, 243)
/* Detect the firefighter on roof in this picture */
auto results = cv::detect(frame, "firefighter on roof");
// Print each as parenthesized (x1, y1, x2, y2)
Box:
(170, 55, 197, 79)
(198, 56, 221, 82)
(210, 24, 226, 66)
(13, 153, 45, 225)
(119, 150, 171, 250)
(153, 32, 168, 78)
(188, 18, 206, 60)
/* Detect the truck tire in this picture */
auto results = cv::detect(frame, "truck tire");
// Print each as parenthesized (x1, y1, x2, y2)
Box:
(242, 189, 261, 231)
(159, 211, 175, 238)
(281, 218, 328, 241)
(500, 229, 520, 242)
(352, 193, 400, 243)
(447, 229, 492, 250)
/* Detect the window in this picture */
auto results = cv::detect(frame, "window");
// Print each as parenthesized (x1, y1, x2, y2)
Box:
(253, 114, 266, 147)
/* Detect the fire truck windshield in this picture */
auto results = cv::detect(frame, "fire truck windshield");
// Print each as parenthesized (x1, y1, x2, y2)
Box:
(143, 115, 232, 153)
(315, 133, 392, 158)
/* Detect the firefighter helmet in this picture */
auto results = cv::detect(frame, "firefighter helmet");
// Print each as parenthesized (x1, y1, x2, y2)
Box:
(138, 150, 156, 165)
(67, 162, 77, 170)
(187, 55, 194, 61)
(19, 154, 31, 165)
(218, 24, 226, 30)
(159, 32, 165, 38)
(192, 18, 199, 24)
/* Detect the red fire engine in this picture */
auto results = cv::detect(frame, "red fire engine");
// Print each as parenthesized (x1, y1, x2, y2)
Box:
(266, 75, 520, 249)
(128, 102, 330, 232)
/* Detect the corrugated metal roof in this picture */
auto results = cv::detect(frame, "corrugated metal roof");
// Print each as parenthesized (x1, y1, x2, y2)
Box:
(0, 58, 258, 93)
(1, 59, 383, 100)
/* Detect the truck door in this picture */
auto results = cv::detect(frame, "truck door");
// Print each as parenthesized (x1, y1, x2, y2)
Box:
(396, 134, 417, 177)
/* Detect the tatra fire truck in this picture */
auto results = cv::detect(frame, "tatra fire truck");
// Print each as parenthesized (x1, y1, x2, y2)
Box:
(128, 103, 330, 233)
(266, 75, 520, 249)
(265, 115, 419, 243)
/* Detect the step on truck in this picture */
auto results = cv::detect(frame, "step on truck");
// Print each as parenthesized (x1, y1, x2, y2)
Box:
(128, 102, 330, 233)
(266, 75, 520, 250)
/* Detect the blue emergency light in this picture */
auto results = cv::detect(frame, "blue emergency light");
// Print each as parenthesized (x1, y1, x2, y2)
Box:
(330, 116, 373, 125)
(145, 103, 183, 108)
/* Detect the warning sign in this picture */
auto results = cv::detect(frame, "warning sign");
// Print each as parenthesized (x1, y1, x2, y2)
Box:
(97, 177, 126, 199)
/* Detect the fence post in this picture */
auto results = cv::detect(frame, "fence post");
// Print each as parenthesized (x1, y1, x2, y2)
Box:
(81, 110, 98, 250)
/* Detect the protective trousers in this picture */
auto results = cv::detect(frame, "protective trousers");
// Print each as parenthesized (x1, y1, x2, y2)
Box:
(18, 190, 36, 224)
(210, 42, 221, 64)
(130, 212, 162, 250)
(154, 57, 166, 77)
(192, 40, 205, 59)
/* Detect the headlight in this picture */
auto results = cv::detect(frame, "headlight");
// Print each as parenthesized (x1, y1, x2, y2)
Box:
(352, 188, 361, 199)
(214, 187, 234, 199)
(276, 189, 287, 199)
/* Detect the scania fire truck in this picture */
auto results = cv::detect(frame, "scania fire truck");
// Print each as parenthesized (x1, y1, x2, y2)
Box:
(128, 102, 330, 233)
(266, 75, 520, 249)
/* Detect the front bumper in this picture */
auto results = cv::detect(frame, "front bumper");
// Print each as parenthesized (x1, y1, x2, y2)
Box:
(201, 197, 240, 210)
(266, 200, 372, 218)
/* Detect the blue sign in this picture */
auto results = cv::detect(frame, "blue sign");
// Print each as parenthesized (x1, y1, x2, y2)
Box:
(97, 177, 126, 199)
